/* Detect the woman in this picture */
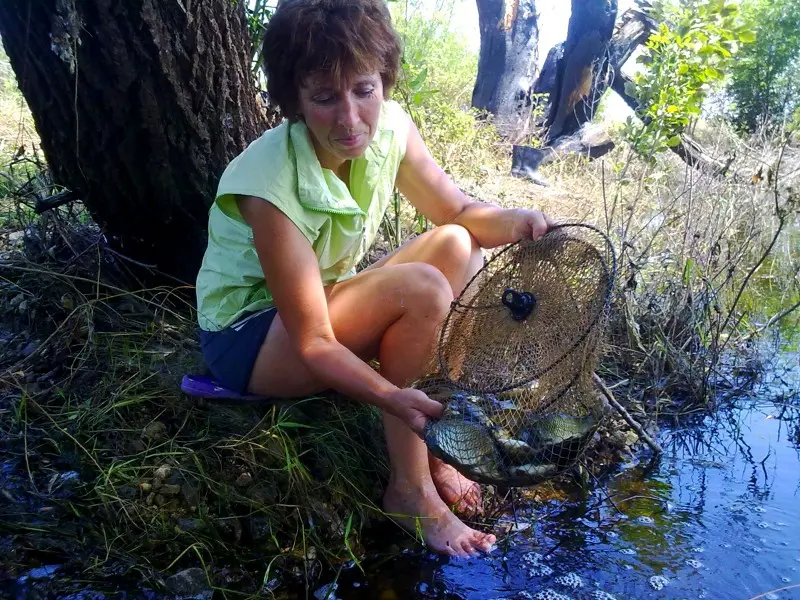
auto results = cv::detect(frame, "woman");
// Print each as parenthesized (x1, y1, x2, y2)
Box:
(195, 0, 553, 557)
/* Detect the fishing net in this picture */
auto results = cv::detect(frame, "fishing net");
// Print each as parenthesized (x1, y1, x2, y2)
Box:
(420, 224, 617, 487)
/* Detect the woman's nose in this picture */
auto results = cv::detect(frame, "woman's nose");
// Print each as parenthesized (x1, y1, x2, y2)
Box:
(336, 94, 359, 128)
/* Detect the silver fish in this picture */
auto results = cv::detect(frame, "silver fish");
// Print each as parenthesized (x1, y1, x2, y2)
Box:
(424, 418, 505, 483)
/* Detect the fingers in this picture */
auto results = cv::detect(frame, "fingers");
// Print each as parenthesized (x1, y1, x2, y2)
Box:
(529, 210, 549, 240)
(418, 392, 445, 419)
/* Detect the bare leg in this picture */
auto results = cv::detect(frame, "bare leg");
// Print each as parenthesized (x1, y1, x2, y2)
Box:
(247, 225, 495, 555)
(371, 225, 484, 512)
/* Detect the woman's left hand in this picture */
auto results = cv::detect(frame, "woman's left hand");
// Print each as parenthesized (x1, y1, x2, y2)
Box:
(509, 208, 557, 242)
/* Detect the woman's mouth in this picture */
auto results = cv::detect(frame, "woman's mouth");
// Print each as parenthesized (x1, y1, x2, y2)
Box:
(335, 133, 364, 148)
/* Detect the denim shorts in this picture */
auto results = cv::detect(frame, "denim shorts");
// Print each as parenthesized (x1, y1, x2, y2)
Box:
(199, 308, 278, 394)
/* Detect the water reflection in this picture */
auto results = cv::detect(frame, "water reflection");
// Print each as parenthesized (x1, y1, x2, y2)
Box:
(329, 345, 799, 600)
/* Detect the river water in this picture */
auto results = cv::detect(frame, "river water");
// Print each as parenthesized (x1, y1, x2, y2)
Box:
(320, 341, 800, 600)
(5, 339, 799, 600)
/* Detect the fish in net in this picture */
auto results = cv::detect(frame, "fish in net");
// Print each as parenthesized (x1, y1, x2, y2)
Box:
(419, 224, 617, 487)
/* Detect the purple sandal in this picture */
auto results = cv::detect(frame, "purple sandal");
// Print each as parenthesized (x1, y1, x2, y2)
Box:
(181, 374, 272, 402)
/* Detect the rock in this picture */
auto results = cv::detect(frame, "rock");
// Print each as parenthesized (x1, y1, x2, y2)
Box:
(9, 293, 24, 308)
(139, 482, 152, 493)
(175, 518, 203, 532)
(235, 472, 253, 487)
(623, 430, 639, 447)
(143, 421, 167, 442)
(165, 567, 212, 600)
(160, 484, 181, 496)
(20, 341, 38, 357)
(154, 465, 172, 480)
(314, 582, 339, 600)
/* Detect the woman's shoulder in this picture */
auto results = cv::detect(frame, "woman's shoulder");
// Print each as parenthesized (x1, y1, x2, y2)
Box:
(217, 121, 295, 200)
(375, 99, 411, 157)
(228, 122, 293, 176)
(379, 99, 410, 132)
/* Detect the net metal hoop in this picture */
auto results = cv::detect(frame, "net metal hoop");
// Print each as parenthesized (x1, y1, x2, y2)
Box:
(435, 223, 618, 394)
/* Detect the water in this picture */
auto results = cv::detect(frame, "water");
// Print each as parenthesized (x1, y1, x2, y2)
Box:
(323, 347, 800, 600)
(5, 343, 799, 599)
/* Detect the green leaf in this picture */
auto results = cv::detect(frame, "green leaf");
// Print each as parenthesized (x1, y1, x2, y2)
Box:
(738, 30, 756, 43)
(667, 135, 683, 147)
(408, 67, 428, 92)
(682, 258, 695, 285)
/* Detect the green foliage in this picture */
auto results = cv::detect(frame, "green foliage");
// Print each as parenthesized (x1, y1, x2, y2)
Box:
(625, 0, 752, 158)
(391, 2, 478, 106)
(243, 0, 274, 81)
(389, 0, 500, 184)
(726, 0, 800, 134)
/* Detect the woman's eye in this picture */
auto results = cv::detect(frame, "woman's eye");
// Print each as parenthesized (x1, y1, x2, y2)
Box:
(357, 88, 375, 98)
(312, 94, 335, 104)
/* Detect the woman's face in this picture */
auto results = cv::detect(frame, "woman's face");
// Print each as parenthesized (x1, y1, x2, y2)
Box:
(297, 71, 384, 171)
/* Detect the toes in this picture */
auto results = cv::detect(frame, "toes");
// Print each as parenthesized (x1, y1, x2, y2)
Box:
(446, 540, 468, 558)
(474, 533, 496, 553)
(460, 539, 478, 556)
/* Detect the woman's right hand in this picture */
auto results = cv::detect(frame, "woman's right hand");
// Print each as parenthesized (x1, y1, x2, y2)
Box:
(389, 388, 445, 437)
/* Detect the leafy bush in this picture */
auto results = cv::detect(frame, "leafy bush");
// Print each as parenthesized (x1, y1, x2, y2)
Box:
(625, 0, 753, 158)
(726, 0, 800, 134)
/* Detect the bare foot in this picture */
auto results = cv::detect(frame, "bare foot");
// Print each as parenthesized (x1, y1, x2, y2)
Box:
(429, 455, 482, 514)
(383, 480, 496, 557)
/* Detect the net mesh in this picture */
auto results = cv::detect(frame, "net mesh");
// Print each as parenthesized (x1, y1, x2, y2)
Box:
(420, 224, 616, 487)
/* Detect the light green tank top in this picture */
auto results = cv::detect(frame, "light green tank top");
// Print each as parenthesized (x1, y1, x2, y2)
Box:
(195, 100, 409, 331)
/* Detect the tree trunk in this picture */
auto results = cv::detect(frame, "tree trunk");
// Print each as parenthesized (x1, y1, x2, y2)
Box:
(472, 0, 540, 139)
(0, 0, 265, 284)
(473, 1, 657, 146)
(536, 0, 618, 144)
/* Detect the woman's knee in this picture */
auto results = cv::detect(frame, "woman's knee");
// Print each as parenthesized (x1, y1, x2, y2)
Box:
(432, 224, 480, 262)
(392, 262, 453, 316)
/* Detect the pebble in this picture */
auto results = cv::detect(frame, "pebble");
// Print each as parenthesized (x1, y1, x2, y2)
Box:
(314, 582, 338, 600)
(634, 516, 655, 525)
(649, 576, 669, 591)
(686, 559, 704, 569)
(590, 592, 617, 600)
(165, 568, 212, 600)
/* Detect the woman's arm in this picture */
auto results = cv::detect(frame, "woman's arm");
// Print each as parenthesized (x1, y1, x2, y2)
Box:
(395, 115, 554, 248)
(237, 196, 442, 435)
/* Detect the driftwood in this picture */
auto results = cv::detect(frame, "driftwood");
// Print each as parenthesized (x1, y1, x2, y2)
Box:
(593, 373, 663, 455)
(512, 126, 616, 186)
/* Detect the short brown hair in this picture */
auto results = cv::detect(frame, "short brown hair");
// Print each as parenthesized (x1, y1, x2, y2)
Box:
(262, 0, 401, 121)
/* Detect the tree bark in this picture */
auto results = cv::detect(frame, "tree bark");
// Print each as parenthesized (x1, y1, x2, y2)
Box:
(538, 0, 618, 144)
(0, 0, 265, 284)
(473, 1, 658, 146)
(472, 0, 540, 139)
